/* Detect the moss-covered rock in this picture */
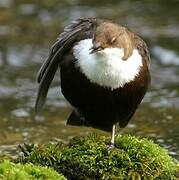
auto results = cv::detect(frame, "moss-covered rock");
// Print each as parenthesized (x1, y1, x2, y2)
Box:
(0, 154, 13, 163)
(0, 160, 66, 180)
(17, 134, 179, 179)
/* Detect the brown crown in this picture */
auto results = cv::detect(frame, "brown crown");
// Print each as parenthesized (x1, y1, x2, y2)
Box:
(94, 22, 134, 60)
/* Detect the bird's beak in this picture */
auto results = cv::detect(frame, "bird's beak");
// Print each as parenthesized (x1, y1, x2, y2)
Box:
(90, 42, 102, 54)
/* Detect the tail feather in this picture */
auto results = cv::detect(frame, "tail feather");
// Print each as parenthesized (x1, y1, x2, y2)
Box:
(67, 110, 89, 127)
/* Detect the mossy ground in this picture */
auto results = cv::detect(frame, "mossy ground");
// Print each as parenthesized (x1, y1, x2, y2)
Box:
(17, 134, 179, 180)
(0, 160, 66, 180)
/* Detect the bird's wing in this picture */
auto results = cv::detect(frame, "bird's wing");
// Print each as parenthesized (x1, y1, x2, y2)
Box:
(35, 18, 97, 113)
(134, 34, 151, 68)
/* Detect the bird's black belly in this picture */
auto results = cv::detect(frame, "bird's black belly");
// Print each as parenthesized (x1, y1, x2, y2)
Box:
(60, 56, 148, 132)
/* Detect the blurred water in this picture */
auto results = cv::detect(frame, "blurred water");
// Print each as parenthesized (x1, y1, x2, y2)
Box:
(0, 0, 179, 159)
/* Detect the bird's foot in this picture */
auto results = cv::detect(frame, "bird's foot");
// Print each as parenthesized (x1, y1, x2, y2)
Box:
(106, 142, 115, 150)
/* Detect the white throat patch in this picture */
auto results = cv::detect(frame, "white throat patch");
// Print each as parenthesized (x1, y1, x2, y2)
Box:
(73, 39, 142, 89)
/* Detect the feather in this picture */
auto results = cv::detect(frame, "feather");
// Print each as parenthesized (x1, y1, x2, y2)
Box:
(35, 18, 96, 112)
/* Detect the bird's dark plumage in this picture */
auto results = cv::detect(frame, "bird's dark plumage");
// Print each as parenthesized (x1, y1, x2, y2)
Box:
(35, 18, 150, 133)
(36, 18, 96, 112)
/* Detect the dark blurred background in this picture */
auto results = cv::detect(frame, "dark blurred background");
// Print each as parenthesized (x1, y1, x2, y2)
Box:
(0, 0, 179, 159)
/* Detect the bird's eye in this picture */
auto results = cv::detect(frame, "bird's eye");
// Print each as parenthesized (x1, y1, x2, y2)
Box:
(97, 46, 103, 51)
(111, 37, 117, 43)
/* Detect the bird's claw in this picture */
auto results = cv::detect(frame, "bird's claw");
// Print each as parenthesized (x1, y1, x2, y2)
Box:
(106, 142, 115, 150)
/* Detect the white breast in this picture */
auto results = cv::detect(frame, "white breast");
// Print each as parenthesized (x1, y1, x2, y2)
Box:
(73, 39, 143, 89)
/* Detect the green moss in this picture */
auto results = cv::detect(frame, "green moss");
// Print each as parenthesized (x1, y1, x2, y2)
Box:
(0, 160, 66, 180)
(0, 154, 13, 163)
(17, 134, 179, 179)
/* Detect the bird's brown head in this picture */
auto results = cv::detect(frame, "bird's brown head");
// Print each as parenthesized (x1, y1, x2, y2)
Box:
(91, 22, 134, 60)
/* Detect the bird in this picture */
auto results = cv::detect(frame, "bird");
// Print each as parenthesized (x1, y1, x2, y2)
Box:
(35, 18, 150, 147)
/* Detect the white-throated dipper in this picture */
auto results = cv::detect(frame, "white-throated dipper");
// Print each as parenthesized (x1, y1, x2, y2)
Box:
(35, 18, 150, 146)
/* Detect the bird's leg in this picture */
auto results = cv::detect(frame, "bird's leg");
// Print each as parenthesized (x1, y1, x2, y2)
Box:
(110, 124, 116, 147)
(106, 124, 117, 149)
